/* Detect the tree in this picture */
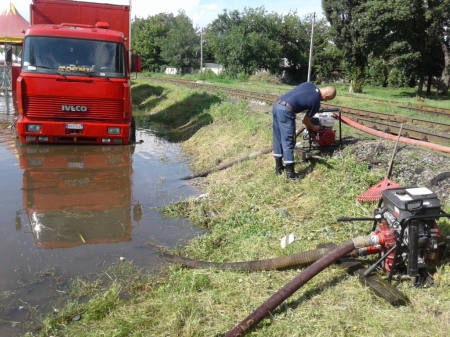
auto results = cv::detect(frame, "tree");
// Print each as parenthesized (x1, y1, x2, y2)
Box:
(159, 10, 200, 73)
(322, 0, 367, 92)
(206, 7, 283, 77)
(131, 13, 173, 72)
(427, 0, 450, 96)
(354, 0, 441, 96)
(310, 18, 344, 83)
(366, 53, 389, 87)
(323, 0, 448, 95)
(314, 43, 344, 84)
(276, 11, 310, 82)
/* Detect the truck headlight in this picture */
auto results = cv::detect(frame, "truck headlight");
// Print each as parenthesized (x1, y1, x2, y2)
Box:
(107, 127, 121, 135)
(27, 124, 42, 132)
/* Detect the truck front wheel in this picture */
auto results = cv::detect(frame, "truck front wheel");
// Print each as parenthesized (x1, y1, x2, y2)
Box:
(129, 117, 136, 144)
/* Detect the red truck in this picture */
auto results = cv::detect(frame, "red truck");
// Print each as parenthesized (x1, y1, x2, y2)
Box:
(14, 0, 141, 145)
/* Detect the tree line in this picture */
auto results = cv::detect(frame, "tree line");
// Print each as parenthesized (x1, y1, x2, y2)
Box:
(131, 1, 450, 96)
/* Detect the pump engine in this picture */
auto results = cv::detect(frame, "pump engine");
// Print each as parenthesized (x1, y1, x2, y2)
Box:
(339, 186, 449, 286)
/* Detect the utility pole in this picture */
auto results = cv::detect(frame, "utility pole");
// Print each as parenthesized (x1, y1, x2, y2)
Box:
(307, 12, 315, 82)
(200, 28, 203, 72)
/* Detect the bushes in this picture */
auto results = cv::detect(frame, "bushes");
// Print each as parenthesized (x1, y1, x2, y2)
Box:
(236, 72, 250, 82)
(388, 68, 415, 88)
(249, 72, 282, 84)
(198, 68, 218, 81)
(367, 56, 389, 87)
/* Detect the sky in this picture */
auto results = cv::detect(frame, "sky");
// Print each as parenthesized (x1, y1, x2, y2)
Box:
(7, 0, 324, 28)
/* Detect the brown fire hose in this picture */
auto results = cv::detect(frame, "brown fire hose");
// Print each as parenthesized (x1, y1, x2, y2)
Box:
(180, 127, 325, 180)
(224, 240, 356, 337)
(163, 247, 334, 271)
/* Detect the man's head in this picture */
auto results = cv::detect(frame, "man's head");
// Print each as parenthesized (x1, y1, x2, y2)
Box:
(319, 86, 337, 101)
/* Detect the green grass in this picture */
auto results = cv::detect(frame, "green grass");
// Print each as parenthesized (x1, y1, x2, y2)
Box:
(146, 71, 450, 105)
(143, 73, 450, 129)
(28, 76, 450, 337)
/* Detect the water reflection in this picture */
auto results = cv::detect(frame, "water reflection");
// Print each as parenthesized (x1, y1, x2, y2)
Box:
(17, 143, 137, 249)
(0, 90, 16, 116)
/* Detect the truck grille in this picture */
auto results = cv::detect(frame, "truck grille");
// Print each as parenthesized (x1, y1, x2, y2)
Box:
(24, 96, 124, 121)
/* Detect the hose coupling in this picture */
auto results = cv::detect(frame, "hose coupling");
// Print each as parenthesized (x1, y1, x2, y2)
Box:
(352, 235, 379, 248)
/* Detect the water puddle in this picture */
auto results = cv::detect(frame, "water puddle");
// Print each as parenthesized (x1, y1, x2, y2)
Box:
(0, 93, 204, 336)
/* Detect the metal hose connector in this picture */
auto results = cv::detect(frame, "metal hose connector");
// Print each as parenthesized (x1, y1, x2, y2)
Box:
(352, 235, 379, 248)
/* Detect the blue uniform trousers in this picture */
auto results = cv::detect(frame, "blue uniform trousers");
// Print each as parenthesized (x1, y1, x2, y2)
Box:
(272, 102, 296, 164)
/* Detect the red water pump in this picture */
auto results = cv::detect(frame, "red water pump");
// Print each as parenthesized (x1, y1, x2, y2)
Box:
(339, 186, 448, 286)
(310, 111, 336, 147)
(301, 109, 341, 148)
(311, 128, 336, 147)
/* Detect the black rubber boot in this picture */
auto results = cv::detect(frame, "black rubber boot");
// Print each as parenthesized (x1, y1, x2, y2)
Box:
(275, 157, 285, 175)
(285, 163, 298, 180)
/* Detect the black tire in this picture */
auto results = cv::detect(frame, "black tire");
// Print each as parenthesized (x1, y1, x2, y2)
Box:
(129, 117, 136, 144)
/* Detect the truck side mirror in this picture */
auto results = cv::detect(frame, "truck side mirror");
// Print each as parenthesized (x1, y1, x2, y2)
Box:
(131, 53, 141, 73)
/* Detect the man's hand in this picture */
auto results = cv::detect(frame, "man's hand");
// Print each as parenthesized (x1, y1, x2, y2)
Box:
(302, 115, 320, 133)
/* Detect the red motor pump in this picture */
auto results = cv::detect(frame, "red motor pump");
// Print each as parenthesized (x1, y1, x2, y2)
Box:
(302, 111, 338, 147)
(339, 186, 446, 285)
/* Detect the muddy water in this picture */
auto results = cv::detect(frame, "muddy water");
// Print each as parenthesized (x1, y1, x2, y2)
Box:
(0, 93, 204, 336)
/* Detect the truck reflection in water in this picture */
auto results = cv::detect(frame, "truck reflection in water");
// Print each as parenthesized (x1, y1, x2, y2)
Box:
(17, 143, 138, 248)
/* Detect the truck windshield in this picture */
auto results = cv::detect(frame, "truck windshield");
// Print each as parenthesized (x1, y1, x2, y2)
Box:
(22, 37, 125, 78)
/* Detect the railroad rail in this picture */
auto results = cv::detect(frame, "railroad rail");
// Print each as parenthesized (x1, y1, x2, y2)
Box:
(399, 104, 450, 117)
(147, 77, 450, 146)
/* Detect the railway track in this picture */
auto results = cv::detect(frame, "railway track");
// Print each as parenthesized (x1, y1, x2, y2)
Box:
(399, 104, 450, 117)
(147, 77, 450, 146)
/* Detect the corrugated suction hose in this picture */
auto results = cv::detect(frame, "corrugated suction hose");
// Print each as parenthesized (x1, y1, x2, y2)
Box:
(163, 247, 334, 271)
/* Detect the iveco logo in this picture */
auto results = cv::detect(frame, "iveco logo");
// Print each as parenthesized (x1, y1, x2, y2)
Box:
(62, 105, 88, 112)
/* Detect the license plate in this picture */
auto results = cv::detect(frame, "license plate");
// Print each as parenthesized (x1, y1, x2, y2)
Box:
(66, 123, 83, 129)
(67, 162, 85, 169)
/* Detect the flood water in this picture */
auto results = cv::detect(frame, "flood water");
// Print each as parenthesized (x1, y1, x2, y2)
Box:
(0, 92, 204, 336)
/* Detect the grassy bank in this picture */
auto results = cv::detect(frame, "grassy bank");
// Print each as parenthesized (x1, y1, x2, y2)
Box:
(29, 77, 450, 337)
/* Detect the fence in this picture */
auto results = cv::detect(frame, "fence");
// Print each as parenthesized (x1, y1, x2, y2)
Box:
(0, 64, 12, 91)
